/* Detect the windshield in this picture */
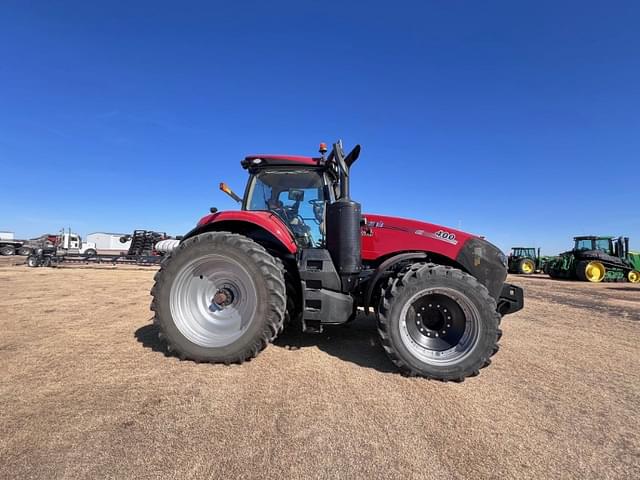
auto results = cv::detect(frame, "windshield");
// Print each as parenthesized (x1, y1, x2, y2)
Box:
(575, 239, 593, 250)
(245, 170, 328, 247)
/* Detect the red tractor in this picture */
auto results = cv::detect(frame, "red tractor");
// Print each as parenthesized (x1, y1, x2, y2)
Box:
(151, 141, 523, 381)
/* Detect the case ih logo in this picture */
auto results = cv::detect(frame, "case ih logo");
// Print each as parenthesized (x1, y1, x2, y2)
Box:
(415, 229, 458, 245)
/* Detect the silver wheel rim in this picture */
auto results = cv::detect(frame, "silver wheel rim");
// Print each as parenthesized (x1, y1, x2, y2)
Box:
(399, 287, 481, 366)
(170, 254, 258, 347)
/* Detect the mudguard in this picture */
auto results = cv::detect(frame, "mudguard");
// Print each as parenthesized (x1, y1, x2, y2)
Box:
(184, 211, 298, 254)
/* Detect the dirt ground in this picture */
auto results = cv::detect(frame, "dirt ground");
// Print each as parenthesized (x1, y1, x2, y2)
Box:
(0, 264, 638, 479)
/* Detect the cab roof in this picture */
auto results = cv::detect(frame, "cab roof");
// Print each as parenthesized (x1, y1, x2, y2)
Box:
(573, 236, 613, 240)
(241, 154, 321, 169)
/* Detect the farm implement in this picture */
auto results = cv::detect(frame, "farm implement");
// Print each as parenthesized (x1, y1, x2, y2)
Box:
(27, 230, 169, 267)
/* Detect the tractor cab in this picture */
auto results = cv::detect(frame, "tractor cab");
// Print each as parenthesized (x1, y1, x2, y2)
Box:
(243, 167, 332, 248)
(574, 236, 614, 254)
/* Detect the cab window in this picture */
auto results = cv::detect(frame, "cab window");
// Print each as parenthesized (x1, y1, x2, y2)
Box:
(575, 239, 593, 250)
(245, 169, 328, 247)
(595, 239, 611, 253)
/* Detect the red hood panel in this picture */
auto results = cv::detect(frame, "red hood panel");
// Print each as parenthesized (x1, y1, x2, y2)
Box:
(361, 213, 477, 261)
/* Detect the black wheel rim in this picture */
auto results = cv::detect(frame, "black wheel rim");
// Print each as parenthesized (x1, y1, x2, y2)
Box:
(399, 287, 481, 365)
(405, 293, 466, 351)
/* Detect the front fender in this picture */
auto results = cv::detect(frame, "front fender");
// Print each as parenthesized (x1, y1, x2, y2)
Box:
(183, 210, 298, 254)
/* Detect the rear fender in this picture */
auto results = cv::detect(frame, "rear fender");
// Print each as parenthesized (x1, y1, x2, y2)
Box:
(183, 211, 297, 255)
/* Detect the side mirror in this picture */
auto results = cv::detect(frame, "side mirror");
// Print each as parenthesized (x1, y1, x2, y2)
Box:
(219, 182, 242, 203)
(288, 189, 304, 202)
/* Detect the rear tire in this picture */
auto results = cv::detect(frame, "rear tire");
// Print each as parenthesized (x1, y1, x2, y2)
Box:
(0, 245, 15, 256)
(378, 263, 501, 381)
(27, 255, 39, 267)
(151, 232, 286, 364)
(517, 258, 535, 274)
(17, 247, 31, 256)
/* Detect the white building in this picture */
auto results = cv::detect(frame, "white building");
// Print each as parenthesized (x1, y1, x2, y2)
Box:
(0, 231, 14, 240)
(86, 232, 132, 254)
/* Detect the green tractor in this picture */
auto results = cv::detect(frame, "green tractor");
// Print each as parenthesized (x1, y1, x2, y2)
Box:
(547, 236, 640, 283)
(508, 247, 543, 274)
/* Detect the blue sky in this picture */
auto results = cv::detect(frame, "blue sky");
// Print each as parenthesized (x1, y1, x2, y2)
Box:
(1, 1, 638, 254)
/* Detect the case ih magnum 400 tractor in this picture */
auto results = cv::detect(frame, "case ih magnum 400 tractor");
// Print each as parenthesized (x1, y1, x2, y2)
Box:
(151, 141, 523, 381)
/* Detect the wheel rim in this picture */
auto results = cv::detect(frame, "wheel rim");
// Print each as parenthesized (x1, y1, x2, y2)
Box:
(585, 261, 605, 282)
(522, 260, 534, 273)
(629, 271, 640, 284)
(399, 287, 481, 366)
(170, 254, 258, 347)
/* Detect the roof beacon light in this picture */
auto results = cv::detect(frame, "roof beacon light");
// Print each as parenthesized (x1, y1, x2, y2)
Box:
(319, 142, 328, 162)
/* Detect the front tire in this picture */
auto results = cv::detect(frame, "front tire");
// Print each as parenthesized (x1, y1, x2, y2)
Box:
(151, 232, 286, 364)
(378, 263, 501, 381)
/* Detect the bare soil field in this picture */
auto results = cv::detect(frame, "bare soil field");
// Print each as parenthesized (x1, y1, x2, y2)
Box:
(1, 267, 638, 479)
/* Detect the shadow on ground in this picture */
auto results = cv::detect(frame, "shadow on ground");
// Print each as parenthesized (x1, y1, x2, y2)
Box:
(273, 315, 397, 373)
(607, 286, 640, 292)
(134, 314, 397, 374)
(135, 319, 171, 356)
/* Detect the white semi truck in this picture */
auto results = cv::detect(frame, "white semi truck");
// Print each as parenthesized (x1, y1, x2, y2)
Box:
(56, 230, 98, 256)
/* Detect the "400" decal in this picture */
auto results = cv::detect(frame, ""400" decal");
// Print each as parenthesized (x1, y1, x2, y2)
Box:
(435, 230, 457, 242)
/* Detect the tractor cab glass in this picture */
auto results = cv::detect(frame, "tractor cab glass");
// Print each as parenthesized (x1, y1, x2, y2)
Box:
(511, 248, 535, 258)
(595, 238, 612, 253)
(245, 169, 329, 247)
(575, 239, 593, 251)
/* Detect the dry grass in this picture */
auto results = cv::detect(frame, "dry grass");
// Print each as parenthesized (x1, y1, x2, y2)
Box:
(0, 266, 638, 479)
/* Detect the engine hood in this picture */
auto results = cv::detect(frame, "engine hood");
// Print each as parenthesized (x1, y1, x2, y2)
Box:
(362, 213, 507, 299)
(361, 213, 478, 261)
